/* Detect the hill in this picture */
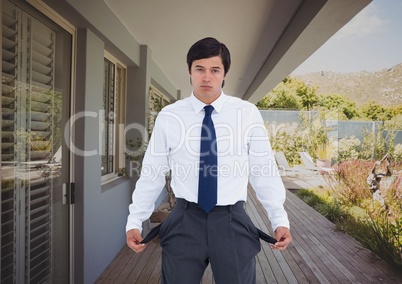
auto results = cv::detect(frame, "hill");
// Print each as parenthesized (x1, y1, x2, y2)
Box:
(294, 63, 402, 107)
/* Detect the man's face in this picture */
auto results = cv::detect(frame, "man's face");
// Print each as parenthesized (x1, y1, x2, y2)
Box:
(190, 56, 226, 104)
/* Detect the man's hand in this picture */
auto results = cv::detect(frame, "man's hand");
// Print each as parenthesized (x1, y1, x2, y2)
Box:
(270, 226, 292, 250)
(126, 229, 146, 253)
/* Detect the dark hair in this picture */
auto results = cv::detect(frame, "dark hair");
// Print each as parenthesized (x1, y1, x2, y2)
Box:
(187, 37, 231, 75)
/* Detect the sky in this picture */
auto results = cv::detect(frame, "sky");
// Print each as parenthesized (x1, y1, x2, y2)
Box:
(292, 0, 402, 75)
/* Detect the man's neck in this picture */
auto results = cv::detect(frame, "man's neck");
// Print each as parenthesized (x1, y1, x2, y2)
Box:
(193, 91, 221, 105)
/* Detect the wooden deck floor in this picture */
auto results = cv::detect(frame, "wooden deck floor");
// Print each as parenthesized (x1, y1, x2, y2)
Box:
(96, 188, 402, 283)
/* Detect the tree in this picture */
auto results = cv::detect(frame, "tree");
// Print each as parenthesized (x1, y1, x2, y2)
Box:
(384, 114, 402, 130)
(271, 90, 301, 109)
(361, 101, 393, 121)
(318, 93, 359, 120)
(257, 76, 320, 110)
(295, 82, 319, 111)
(256, 77, 302, 109)
(391, 105, 402, 116)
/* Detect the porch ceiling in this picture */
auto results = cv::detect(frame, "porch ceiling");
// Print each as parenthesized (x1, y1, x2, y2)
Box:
(105, 0, 371, 103)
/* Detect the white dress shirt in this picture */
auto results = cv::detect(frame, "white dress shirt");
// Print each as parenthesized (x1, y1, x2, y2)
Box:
(126, 92, 289, 232)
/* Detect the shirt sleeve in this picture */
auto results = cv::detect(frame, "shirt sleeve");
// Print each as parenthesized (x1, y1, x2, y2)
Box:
(126, 113, 170, 233)
(247, 106, 290, 231)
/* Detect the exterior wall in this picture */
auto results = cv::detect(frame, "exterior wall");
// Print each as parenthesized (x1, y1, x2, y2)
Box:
(74, 28, 130, 284)
(40, 1, 180, 283)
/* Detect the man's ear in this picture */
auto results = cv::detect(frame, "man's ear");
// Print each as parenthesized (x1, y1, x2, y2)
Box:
(188, 67, 192, 85)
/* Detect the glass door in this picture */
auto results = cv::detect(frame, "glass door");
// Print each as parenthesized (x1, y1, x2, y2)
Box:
(1, 0, 72, 282)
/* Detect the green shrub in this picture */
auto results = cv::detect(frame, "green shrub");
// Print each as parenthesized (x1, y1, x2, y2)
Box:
(334, 136, 361, 162)
(392, 144, 402, 162)
(364, 216, 402, 270)
(297, 188, 402, 271)
(296, 189, 325, 208)
(268, 111, 331, 166)
(269, 130, 303, 166)
(336, 213, 401, 271)
(317, 202, 348, 223)
(360, 126, 395, 160)
(295, 189, 348, 223)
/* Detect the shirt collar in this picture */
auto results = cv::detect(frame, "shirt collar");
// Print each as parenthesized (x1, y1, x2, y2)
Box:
(190, 91, 228, 114)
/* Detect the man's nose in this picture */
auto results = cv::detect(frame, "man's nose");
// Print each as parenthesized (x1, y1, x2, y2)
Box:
(203, 72, 211, 82)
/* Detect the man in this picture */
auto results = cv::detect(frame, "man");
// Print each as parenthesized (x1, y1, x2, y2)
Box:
(126, 37, 291, 283)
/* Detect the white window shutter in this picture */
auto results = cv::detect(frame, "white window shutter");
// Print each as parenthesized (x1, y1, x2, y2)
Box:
(1, 1, 56, 282)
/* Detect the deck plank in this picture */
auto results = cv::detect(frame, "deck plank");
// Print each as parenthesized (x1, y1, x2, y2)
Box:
(246, 194, 292, 283)
(248, 189, 318, 283)
(119, 240, 158, 283)
(285, 198, 363, 283)
(285, 191, 378, 283)
(135, 243, 163, 284)
(95, 244, 132, 283)
(147, 254, 162, 284)
(201, 265, 214, 284)
(95, 187, 402, 284)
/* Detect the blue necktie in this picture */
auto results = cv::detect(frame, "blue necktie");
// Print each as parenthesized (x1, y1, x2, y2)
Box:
(198, 105, 218, 213)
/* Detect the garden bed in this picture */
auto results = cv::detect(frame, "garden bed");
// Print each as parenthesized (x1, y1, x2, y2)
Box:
(293, 160, 402, 272)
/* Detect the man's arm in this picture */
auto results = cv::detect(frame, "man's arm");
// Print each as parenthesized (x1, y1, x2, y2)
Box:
(247, 105, 291, 239)
(126, 113, 170, 238)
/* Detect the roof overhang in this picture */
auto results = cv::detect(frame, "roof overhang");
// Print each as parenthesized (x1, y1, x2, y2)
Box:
(105, 0, 372, 103)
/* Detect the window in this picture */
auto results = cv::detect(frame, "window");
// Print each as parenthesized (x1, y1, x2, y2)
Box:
(1, 0, 73, 281)
(148, 85, 171, 134)
(101, 53, 126, 180)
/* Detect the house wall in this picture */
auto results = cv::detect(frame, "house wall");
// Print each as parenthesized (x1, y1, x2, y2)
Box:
(40, 1, 179, 283)
(74, 28, 129, 284)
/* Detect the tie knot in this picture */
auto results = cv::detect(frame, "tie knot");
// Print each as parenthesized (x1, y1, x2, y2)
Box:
(204, 105, 214, 116)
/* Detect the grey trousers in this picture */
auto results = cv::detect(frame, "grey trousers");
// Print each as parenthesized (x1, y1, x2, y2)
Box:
(158, 198, 261, 284)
